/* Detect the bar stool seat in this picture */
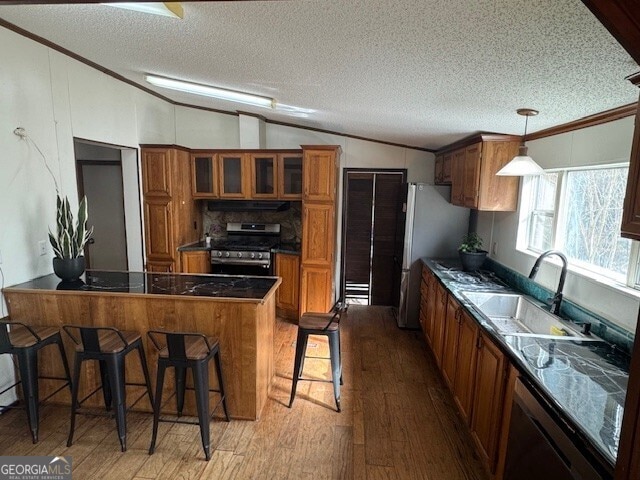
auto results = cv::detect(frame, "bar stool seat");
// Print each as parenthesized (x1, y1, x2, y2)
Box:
(288, 301, 347, 412)
(63, 325, 154, 452)
(0, 320, 72, 443)
(73, 330, 141, 353)
(147, 330, 230, 461)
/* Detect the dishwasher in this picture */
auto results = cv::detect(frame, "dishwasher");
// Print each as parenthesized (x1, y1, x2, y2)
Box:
(503, 377, 612, 480)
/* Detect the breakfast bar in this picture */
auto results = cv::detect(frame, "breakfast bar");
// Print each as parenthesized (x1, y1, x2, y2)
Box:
(2, 270, 281, 420)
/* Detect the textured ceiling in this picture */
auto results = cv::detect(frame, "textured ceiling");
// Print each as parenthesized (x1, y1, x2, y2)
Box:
(1, 0, 638, 150)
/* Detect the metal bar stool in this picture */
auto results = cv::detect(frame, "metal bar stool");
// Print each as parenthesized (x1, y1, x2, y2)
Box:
(147, 330, 230, 461)
(0, 319, 72, 443)
(62, 325, 154, 452)
(288, 301, 348, 412)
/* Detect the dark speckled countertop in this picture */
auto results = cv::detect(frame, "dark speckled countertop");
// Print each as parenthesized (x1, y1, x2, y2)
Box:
(5, 270, 280, 302)
(422, 258, 629, 468)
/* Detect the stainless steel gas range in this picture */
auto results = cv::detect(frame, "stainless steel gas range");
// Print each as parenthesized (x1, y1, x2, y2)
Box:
(210, 223, 280, 276)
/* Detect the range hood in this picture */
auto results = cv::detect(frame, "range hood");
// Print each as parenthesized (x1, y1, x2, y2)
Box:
(207, 200, 290, 212)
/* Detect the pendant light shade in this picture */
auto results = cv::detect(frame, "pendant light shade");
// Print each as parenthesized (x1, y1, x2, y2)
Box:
(496, 108, 544, 176)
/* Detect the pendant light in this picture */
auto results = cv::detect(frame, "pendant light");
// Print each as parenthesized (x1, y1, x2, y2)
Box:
(496, 108, 545, 176)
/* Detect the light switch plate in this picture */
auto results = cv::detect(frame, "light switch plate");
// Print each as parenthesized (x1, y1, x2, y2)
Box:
(38, 240, 47, 256)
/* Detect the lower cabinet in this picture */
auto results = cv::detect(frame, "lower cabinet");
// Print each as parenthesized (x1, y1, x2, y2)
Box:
(180, 250, 211, 274)
(431, 282, 448, 366)
(453, 309, 479, 423)
(441, 295, 461, 389)
(471, 331, 508, 471)
(299, 266, 332, 315)
(275, 253, 300, 319)
(419, 265, 512, 474)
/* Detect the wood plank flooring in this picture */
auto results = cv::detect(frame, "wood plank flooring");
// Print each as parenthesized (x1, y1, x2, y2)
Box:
(0, 306, 488, 480)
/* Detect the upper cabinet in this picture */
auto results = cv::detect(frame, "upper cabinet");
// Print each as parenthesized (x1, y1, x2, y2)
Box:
(622, 100, 640, 239)
(434, 152, 452, 185)
(191, 153, 217, 198)
(303, 148, 337, 202)
(279, 153, 303, 199)
(219, 153, 249, 199)
(439, 135, 521, 211)
(250, 153, 278, 198)
(191, 150, 303, 201)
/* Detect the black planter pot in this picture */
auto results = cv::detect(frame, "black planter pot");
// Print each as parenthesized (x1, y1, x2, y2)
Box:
(53, 257, 86, 282)
(459, 250, 488, 272)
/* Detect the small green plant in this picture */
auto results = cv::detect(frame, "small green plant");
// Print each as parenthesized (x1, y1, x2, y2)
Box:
(458, 232, 484, 253)
(48, 194, 94, 259)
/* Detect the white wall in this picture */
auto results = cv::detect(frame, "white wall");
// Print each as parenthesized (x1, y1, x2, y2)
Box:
(477, 116, 640, 332)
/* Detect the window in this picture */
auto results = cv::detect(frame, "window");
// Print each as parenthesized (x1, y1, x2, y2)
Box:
(523, 165, 634, 285)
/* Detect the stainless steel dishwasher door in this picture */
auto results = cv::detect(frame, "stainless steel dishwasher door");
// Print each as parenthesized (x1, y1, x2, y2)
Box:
(503, 378, 610, 480)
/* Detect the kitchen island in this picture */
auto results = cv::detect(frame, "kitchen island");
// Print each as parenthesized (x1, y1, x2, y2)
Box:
(2, 270, 281, 420)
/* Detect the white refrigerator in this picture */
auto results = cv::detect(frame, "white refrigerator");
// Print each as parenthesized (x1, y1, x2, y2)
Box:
(396, 183, 470, 328)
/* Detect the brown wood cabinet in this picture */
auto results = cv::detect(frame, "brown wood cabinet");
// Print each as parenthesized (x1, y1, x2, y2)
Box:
(471, 331, 508, 472)
(435, 153, 453, 185)
(299, 146, 340, 315)
(275, 253, 300, 319)
(191, 153, 218, 198)
(419, 265, 436, 346)
(440, 135, 520, 211)
(431, 282, 448, 366)
(219, 153, 250, 199)
(278, 153, 303, 199)
(141, 147, 200, 273)
(250, 153, 278, 199)
(191, 150, 303, 201)
(180, 250, 211, 274)
(441, 295, 461, 389)
(452, 308, 479, 423)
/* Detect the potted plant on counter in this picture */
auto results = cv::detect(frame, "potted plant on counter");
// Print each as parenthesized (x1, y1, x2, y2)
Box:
(458, 232, 488, 272)
(49, 194, 93, 281)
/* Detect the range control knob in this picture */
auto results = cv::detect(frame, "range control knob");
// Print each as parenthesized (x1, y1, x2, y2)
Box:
(237, 252, 243, 258)
(225, 251, 230, 258)
(258, 253, 263, 259)
(217, 251, 222, 258)
(250, 253, 256, 259)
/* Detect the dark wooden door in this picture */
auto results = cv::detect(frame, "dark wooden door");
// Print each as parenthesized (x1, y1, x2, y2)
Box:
(341, 170, 405, 305)
(343, 173, 374, 302)
(371, 173, 404, 305)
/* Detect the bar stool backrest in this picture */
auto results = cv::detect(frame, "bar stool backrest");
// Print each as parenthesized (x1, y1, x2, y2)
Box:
(0, 320, 43, 351)
(319, 300, 348, 331)
(62, 325, 129, 354)
(147, 331, 213, 360)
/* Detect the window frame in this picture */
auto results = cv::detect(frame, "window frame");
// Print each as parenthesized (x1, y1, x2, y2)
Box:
(520, 163, 639, 289)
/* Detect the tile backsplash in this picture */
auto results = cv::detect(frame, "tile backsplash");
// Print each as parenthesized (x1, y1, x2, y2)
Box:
(202, 201, 302, 242)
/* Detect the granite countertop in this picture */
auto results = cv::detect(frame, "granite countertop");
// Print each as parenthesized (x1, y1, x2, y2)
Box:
(422, 258, 630, 468)
(177, 240, 210, 252)
(5, 270, 280, 301)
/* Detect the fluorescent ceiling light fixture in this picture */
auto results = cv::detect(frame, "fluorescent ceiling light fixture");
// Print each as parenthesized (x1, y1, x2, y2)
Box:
(103, 3, 184, 19)
(145, 75, 275, 109)
(497, 108, 545, 176)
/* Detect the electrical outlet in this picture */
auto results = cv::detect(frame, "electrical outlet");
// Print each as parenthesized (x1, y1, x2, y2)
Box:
(38, 240, 47, 256)
(492, 242, 498, 255)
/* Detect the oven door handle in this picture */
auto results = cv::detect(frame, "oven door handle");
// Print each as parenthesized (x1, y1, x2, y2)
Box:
(211, 259, 270, 266)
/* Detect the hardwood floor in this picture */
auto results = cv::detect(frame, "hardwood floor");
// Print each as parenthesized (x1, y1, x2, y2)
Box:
(0, 306, 488, 480)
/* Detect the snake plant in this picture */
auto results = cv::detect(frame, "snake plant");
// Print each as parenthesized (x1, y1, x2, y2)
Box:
(48, 195, 94, 259)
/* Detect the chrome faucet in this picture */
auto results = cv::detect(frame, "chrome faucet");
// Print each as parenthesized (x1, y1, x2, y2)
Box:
(528, 250, 568, 316)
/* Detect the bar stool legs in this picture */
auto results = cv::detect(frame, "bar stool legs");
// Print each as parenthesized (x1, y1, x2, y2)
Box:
(148, 338, 229, 461)
(289, 328, 342, 412)
(16, 349, 40, 443)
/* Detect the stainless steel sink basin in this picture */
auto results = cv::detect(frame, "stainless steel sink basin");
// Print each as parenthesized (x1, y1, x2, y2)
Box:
(461, 291, 590, 338)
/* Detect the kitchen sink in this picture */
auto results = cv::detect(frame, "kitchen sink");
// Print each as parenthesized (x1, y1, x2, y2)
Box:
(461, 291, 591, 339)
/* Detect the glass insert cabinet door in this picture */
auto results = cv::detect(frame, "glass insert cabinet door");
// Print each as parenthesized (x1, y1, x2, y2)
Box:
(279, 154, 303, 199)
(219, 154, 247, 198)
(250, 154, 278, 198)
(191, 154, 217, 198)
